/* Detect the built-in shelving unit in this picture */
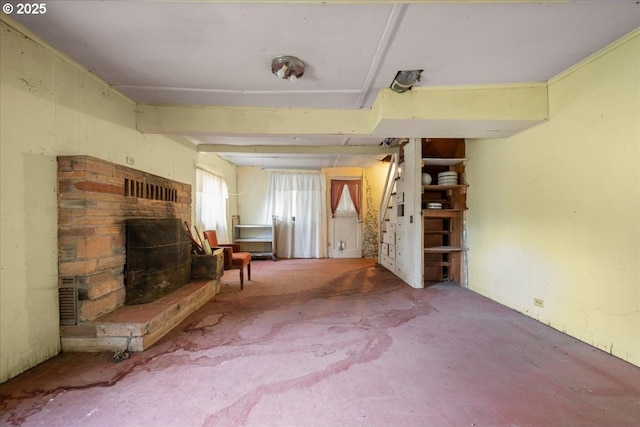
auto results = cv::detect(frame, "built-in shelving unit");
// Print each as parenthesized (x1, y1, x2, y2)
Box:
(421, 154, 467, 283)
(379, 138, 468, 288)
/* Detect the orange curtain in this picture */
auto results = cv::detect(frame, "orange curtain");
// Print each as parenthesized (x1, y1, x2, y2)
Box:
(330, 180, 361, 219)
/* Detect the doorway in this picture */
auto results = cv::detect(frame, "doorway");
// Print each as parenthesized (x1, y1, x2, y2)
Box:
(329, 179, 362, 258)
(266, 171, 327, 258)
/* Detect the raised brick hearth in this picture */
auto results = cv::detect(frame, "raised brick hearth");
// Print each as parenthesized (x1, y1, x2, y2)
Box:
(57, 155, 221, 352)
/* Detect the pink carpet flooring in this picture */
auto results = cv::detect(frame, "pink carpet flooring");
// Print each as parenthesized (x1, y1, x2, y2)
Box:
(1, 258, 639, 426)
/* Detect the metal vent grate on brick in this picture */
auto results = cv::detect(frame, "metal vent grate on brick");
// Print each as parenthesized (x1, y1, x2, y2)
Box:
(123, 178, 178, 202)
(59, 277, 77, 325)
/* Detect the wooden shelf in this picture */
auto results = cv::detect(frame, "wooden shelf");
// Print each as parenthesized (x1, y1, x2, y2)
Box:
(423, 261, 451, 267)
(424, 246, 465, 253)
(422, 158, 467, 166)
(422, 184, 467, 191)
(423, 209, 464, 218)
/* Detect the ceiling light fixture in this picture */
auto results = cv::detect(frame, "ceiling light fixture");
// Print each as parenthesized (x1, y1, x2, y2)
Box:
(271, 55, 305, 82)
(390, 69, 423, 93)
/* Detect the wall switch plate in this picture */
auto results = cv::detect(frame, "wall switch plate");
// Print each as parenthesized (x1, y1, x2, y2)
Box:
(534, 298, 544, 308)
(126, 156, 135, 165)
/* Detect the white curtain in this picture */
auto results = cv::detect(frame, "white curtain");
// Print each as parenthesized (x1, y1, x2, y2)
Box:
(266, 172, 327, 258)
(196, 168, 229, 242)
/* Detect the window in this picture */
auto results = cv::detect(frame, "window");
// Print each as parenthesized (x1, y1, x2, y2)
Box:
(334, 185, 357, 215)
(195, 168, 229, 242)
(330, 179, 361, 219)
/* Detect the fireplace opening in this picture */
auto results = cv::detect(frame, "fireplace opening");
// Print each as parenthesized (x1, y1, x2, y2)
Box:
(125, 218, 191, 305)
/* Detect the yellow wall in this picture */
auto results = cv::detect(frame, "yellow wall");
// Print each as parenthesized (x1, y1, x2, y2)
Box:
(363, 162, 389, 225)
(466, 32, 640, 366)
(0, 20, 235, 382)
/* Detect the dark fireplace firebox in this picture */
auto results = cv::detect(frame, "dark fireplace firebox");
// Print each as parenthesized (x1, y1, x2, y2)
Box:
(125, 218, 191, 305)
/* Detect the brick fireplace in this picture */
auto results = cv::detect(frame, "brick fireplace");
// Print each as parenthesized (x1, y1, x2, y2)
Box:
(57, 156, 221, 352)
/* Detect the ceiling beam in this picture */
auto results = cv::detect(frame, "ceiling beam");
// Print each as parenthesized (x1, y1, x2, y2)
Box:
(198, 144, 397, 155)
(372, 84, 549, 121)
(137, 105, 374, 136)
(137, 83, 548, 138)
(354, 3, 407, 108)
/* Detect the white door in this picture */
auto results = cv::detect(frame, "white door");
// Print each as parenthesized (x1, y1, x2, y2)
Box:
(330, 214, 361, 258)
(329, 180, 362, 258)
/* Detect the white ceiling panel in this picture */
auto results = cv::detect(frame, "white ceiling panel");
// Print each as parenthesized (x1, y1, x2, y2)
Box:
(11, 2, 392, 97)
(7, 0, 639, 169)
(373, 2, 640, 88)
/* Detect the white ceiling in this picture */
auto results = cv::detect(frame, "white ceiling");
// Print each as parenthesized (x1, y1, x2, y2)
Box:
(8, 0, 639, 168)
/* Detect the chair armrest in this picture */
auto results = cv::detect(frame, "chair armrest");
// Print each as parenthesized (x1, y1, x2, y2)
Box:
(217, 243, 241, 252)
(213, 246, 233, 268)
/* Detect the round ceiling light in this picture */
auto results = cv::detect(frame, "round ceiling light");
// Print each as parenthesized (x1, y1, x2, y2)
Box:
(271, 55, 305, 82)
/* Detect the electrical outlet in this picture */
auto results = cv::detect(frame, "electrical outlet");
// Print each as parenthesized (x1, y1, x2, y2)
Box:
(534, 298, 544, 308)
(126, 156, 135, 165)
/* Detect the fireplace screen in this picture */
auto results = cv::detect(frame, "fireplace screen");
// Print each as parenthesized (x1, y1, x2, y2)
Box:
(125, 218, 191, 305)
